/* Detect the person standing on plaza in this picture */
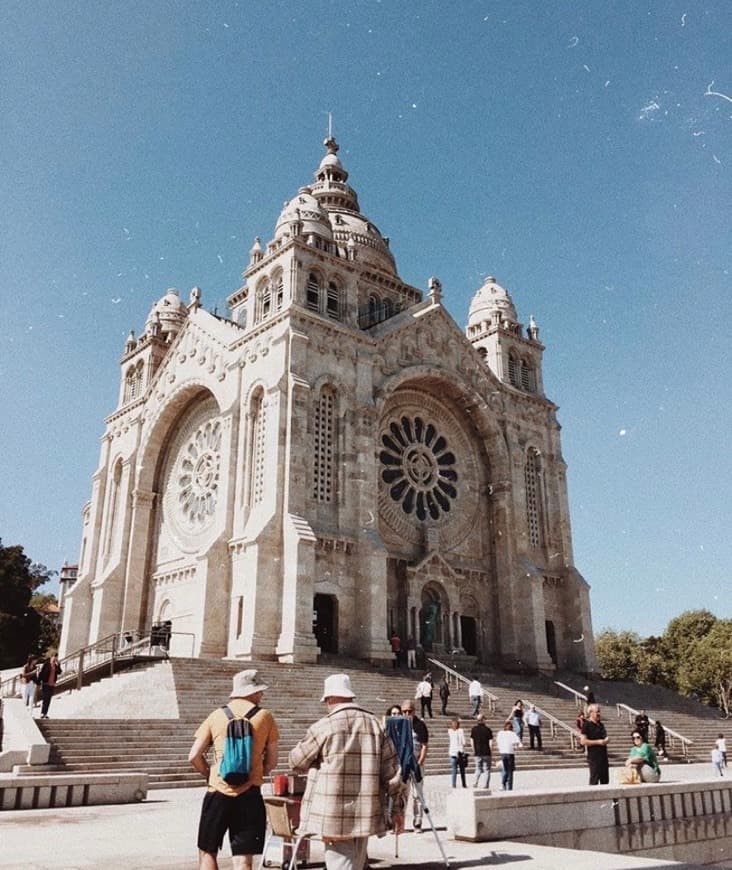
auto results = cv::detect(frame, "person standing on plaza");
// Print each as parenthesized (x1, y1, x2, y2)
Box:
(470, 713, 493, 789)
(20, 655, 38, 711)
(712, 745, 725, 776)
(580, 703, 610, 785)
(526, 704, 542, 751)
(406, 636, 417, 669)
(289, 674, 398, 870)
(439, 678, 450, 715)
(496, 720, 522, 791)
(188, 669, 279, 870)
(715, 733, 727, 767)
(468, 677, 482, 718)
(38, 654, 62, 719)
(415, 674, 433, 719)
(447, 717, 468, 788)
(400, 698, 429, 832)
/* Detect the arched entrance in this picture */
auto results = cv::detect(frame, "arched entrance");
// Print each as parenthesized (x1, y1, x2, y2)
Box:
(419, 585, 446, 652)
(313, 594, 338, 653)
(460, 615, 477, 656)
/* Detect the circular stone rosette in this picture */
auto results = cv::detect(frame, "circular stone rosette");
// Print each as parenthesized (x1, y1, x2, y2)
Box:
(161, 396, 224, 551)
(377, 389, 480, 547)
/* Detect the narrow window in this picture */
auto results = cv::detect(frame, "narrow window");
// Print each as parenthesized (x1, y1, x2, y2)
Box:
(525, 448, 542, 548)
(326, 282, 340, 320)
(313, 387, 336, 502)
(274, 275, 284, 310)
(521, 360, 534, 392)
(248, 390, 266, 505)
(508, 353, 521, 388)
(306, 273, 320, 311)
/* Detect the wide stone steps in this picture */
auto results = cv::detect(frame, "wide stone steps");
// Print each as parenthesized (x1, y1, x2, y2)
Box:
(34, 657, 717, 788)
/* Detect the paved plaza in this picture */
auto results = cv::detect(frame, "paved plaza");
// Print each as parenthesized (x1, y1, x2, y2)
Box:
(1, 764, 725, 869)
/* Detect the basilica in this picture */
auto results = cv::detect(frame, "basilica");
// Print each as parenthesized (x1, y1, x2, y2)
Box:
(59, 138, 597, 673)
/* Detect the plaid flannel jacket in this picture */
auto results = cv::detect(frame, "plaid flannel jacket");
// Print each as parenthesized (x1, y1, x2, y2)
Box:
(289, 702, 398, 840)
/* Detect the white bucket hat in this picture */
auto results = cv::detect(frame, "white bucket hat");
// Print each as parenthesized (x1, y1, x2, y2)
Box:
(230, 669, 268, 698)
(320, 673, 356, 702)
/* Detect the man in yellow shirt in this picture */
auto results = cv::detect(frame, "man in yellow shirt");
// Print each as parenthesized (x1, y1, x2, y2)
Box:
(189, 670, 279, 870)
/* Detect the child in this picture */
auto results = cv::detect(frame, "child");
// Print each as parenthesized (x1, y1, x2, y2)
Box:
(715, 734, 727, 767)
(712, 746, 725, 777)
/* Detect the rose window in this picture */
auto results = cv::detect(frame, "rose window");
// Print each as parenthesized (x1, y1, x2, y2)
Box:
(177, 421, 221, 526)
(380, 416, 458, 521)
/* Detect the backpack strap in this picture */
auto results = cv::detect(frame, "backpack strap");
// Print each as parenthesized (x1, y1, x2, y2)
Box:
(221, 704, 260, 721)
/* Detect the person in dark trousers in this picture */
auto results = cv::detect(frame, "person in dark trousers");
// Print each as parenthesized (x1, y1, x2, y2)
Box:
(188, 669, 279, 870)
(439, 679, 450, 715)
(634, 710, 650, 744)
(655, 721, 667, 758)
(470, 714, 493, 789)
(38, 654, 62, 719)
(580, 703, 610, 785)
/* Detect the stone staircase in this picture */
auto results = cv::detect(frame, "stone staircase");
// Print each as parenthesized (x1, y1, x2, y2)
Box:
(30, 659, 722, 789)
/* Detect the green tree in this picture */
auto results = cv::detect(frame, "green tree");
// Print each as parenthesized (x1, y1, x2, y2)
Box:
(0, 541, 55, 668)
(595, 629, 642, 680)
(29, 591, 61, 657)
(677, 619, 732, 717)
(662, 609, 718, 690)
(637, 635, 673, 686)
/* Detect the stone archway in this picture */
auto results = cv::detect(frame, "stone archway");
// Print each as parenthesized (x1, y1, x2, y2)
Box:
(419, 582, 449, 653)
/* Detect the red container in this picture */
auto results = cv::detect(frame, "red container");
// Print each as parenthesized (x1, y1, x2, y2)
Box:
(272, 774, 289, 796)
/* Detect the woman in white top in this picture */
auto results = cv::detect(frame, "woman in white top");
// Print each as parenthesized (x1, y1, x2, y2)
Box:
(448, 717, 468, 787)
(496, 720, 522, 790)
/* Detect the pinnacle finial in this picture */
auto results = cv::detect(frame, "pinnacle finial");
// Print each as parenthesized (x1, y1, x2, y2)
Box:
(323, 135, 339, 155)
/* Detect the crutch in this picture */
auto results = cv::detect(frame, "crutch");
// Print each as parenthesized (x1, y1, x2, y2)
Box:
(410, 770, 449, 867)
(385, 716, 449, 866)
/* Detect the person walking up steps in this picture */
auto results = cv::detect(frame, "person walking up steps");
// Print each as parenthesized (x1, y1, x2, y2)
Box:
(289, 674, 398, 870)
(188, 670, 279, 870)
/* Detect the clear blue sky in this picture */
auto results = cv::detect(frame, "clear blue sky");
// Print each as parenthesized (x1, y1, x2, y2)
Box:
(1, 1, 729, 639)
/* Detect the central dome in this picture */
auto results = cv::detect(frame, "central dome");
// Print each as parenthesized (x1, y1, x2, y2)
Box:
(274, 137, 398, 277)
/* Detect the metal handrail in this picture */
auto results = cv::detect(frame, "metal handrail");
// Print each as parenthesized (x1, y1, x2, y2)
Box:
(616, 703, 693, 758)
(427, 657, 499, 713)
(554, 680, 588, 710)
(520, 697, 581, 750)
(0, 628, 195, 700)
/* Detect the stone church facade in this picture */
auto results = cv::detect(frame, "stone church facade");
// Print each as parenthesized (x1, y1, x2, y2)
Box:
(60, 138, 597, 673)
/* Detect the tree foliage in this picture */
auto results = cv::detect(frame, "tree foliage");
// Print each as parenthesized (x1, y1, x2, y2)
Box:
(595, 629, 642, 680)
(596, 609, 732, 715)
(0, 540, 56, 668)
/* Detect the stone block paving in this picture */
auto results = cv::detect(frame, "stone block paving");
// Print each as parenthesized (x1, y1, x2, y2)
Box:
(1, 764, 725, 869)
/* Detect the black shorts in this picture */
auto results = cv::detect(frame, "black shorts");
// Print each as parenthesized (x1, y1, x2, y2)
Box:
(197, 787, 266, 856)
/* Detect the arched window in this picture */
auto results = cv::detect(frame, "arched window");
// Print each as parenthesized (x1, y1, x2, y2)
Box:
(124, 367, 137, 402)
(368, 294, 379, 319)
(135, 360, 144, 397)
(525, 448, 543, 548)
(103, 459, 123, 560)
(521, 360, 535, 392)
(274, 275, 284, 310)
(508, 353, 521, 388)
(237, 306, 248, 328)
(248, 389, 267, 506)
(313, 387, 336, 502)
(306, 273, 320, 311)
(382, 298, 393, 318)
(326, 281, 340, 320)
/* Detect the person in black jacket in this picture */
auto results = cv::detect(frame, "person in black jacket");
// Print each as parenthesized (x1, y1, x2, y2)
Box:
(38, 654, 62, 719)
